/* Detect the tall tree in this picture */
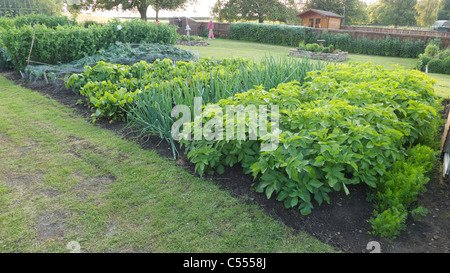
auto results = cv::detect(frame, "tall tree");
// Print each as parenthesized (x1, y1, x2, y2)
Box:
(368, 0, 418, 26)
(415, 0, 439, 26)
(304, 0, 369, 25)
(212, 0, 299, 23)
(71, 0, 193, 21)
(437, 0, 450, 20)
(0, 0, 64, 17)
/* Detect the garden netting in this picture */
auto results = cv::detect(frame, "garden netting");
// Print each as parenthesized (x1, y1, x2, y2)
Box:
(23, 42, 197, 85)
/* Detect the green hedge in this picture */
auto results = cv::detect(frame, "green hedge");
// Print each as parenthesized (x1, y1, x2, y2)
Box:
(312, 31, 425, 58)
(2, 19, 179, 71)
(230, 22, 314, 47)
(230, 23, 426, 58)
(13, 14, 77, 29)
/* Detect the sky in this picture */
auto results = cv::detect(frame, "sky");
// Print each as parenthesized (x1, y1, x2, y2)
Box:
(86, 0, 376, 19)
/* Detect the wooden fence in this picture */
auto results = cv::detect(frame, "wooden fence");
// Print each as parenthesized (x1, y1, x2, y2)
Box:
(168, 18, 450, 48)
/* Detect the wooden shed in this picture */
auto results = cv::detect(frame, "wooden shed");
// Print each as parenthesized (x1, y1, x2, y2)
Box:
(297, 9, 343, 29)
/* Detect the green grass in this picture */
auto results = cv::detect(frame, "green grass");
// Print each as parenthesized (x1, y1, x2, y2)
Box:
(0, 76, 335, 253)
(178, 39, 450, 98)
(178, 39, 295, 61)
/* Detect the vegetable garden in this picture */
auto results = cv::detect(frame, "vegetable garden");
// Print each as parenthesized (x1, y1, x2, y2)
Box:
(0, 14, 446, 246)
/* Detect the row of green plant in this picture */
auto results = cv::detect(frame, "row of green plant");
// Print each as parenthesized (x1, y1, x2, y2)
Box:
(180, 63, 441, 238)
(368, 144, 437, 238)
(416, 43, 450, 75)
(68, 57, 240, 122)
(2, 18, 179, 71)
(0, 14, 82, 70)
(24, 42, 196, 82)
(67, 56, 327, 156)
(66, 54, 440, 238)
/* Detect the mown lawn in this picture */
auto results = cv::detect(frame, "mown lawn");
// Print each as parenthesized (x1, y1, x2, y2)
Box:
(178, 39, 450, 98)
(0, 76, 336, 253)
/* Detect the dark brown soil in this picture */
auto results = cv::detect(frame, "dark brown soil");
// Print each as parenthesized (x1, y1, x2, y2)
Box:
(2, 71, 449, 253)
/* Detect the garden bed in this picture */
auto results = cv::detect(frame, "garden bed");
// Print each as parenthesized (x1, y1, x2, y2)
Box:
(289, 49, 348, 62)
(2, 70, 449, 253)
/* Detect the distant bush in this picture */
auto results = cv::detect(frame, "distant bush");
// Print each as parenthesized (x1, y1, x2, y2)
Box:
(230, 22, 313, 47)
(437, 48, 450, 60)
(427, 58, 444, 73)
(425, 44, 440, 58)
(83, 20, 102, 28)
(443, 57, 450, 75)
(416, 54, 432, 71)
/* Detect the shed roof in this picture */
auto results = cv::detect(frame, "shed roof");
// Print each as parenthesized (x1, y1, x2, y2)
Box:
(297, 9, 344, 19)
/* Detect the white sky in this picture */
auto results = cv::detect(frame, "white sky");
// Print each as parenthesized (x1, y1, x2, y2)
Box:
(88, 0, 376, 18)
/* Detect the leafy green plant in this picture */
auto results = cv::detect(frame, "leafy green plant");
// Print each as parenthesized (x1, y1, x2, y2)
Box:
(127, 56, 326, 157)
(368, 145, 437, 238)
(425, 44, 440, 58)
(182, 62, 440, 237)
(427, 58, 444, 73)
(305, 43, 320, 52)
(410, 206, 429, 221)
(416, 54, 432, 72)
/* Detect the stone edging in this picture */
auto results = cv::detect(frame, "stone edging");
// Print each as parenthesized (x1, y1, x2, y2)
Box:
(289, 49, 348, 62)
(176, 40, 209, 47)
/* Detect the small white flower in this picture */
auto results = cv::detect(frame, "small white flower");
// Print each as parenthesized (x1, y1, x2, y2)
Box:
(117, 25, 122, 30)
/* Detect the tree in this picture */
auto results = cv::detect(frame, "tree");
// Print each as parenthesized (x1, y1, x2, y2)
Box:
(72, 0, 193, 21)
(212, 0, 299, 23)
(368, 0, 418, 26)
(0, 0, 64, 17)
(437, 0, 450, 20)
(304, 0, 369, 25)
(415, 0, 439, 26)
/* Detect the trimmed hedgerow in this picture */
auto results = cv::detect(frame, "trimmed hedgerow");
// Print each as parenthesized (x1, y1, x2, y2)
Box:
(2, 19, 179, 71)
(230, 22, 314, 47)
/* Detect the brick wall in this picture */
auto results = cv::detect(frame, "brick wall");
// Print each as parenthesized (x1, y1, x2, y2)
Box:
(169, 17, 231, 36)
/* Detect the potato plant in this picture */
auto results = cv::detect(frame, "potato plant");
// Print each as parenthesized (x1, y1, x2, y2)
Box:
(182, 63, 441, 237)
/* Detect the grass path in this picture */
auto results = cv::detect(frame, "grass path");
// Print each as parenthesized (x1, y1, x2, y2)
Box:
(178, 39, 450, 97)
(0, 76, 335, 253)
